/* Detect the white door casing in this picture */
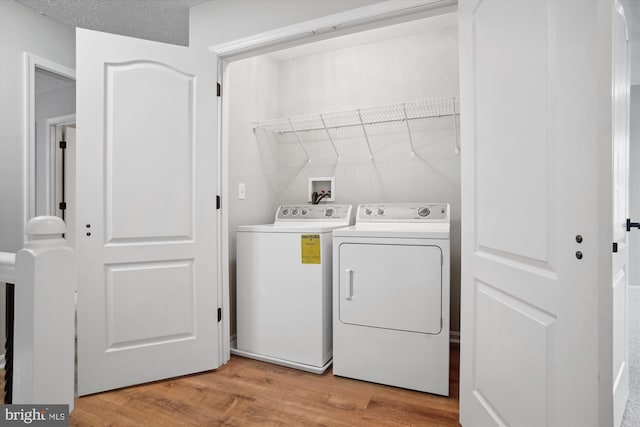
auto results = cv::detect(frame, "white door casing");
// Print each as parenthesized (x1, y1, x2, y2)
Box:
(48, 114, 76, 217)
(54, 126, 77, 251)
(459, 1, 615, 426)
(76, 28, 220, 395)
(612, 1, 630, 425)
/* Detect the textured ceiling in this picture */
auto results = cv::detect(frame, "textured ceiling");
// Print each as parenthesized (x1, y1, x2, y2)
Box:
(15, 0, 209, 46)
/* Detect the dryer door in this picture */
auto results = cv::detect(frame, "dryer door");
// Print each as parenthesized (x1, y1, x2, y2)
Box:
(338, 243, 442, 334)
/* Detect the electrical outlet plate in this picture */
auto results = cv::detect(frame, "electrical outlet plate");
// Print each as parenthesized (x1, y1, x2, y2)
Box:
(308, 177, 335, 202)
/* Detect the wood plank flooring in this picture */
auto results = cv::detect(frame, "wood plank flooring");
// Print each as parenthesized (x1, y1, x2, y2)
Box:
(69, 343, 460, 426)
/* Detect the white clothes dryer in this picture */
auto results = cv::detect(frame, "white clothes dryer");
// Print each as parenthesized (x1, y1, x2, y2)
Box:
(234, 204, 352, 374)
(332, 203, 450, 395)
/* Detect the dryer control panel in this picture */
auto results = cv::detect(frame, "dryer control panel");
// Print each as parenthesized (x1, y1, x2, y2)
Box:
(275, 204, 352, 222)
(357, 203, 449, 222)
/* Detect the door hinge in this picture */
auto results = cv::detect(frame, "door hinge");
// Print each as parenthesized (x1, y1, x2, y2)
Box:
(613, 242, 618, 253)
(59, 140, 67, 149)
(216, 195, 221, 210)
(59, 202, 66, 210)
(217, 82, 221, 97)
(217, 307, 222, 322)
(627, 218, 640, 231)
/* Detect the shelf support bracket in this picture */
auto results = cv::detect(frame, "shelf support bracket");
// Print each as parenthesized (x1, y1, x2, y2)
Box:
(402, 103, 417, 157)
(356, 109, 374, 160)
(288, 118, 311, 164)
(319, 114, 340, 161)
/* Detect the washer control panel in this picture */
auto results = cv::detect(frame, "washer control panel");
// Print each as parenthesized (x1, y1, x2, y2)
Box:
(276, 204, 352, 221)
(357, 203, 449, 222)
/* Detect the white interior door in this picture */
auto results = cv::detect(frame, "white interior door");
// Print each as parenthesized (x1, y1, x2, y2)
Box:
(612, 1, 630, 425)
(459, 1, 617, 426)
(76, 28, 220, 395)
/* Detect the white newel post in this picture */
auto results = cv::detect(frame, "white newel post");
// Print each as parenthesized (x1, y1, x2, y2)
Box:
(13, 216, 75, 410)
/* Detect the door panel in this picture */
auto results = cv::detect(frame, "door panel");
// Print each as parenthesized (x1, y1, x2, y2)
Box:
(459, 0, 610, 425)
(106, 260, 195, 349)
(474, 0, 550, 264)
(475, 282, 553, 427)
(338, 243, 442, 334)
(76, 28, 219, 395)
(105, 62, 194, 242)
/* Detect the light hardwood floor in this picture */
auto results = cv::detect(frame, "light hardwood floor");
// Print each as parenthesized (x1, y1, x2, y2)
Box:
(69, 343, 460, 426)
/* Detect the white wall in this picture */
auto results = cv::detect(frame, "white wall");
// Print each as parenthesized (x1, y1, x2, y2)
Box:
(189, 0, 385, 50)
(0, 0, 75, 252)
(228, 20, 461, 332)
(227, 55, 280, 334)
(0, 0, 74, 358)
(630, 85, 640, 286)
(35, 80, 76, 216)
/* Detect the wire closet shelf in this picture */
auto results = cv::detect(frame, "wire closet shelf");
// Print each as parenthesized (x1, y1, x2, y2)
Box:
(253, 96, 460, 161)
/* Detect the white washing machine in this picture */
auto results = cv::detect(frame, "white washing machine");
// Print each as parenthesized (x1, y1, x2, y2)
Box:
(234, 204, 352, 374)
(332, 203, 450, 395)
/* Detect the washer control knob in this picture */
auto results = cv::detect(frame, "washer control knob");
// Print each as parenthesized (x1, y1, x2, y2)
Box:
(292, 208, 299, 216)
(364, 208, 373, 216)
(324, 208, 335, 217)
(301, 208, 309, 216)
(376, 208, 385, 216)
(417, 206, 431, 217)
(281, 208, 290, 216)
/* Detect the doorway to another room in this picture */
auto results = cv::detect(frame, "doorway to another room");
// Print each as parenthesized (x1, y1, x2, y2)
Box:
(31, 62, 76, 238)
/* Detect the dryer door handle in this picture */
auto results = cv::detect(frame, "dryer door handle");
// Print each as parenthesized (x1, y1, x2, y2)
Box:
(345, 268, 354, 300)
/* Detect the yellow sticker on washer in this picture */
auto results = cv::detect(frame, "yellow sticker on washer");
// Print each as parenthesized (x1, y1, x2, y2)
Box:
(301, 234, 321, 264)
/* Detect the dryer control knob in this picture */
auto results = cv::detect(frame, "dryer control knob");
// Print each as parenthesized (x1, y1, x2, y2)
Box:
(301, 208, 309, 216)
(364, 208, 373, 216)
(292, 208, 299, 216)
(281, 208, 290, 216)
(376, 208, 385, 216)
(417, 206, 431, 217)
(324, 208, 335, 217)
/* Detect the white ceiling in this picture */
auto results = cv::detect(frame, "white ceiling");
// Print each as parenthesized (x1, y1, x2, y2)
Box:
(15, 0, 209, 46)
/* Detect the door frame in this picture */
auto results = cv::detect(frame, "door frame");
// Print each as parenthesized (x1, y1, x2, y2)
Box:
(47, 114, 76, 216)
(209, 0, 457, 363)
(211, 0, 625, 423)
(23, 53, 76, 230)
